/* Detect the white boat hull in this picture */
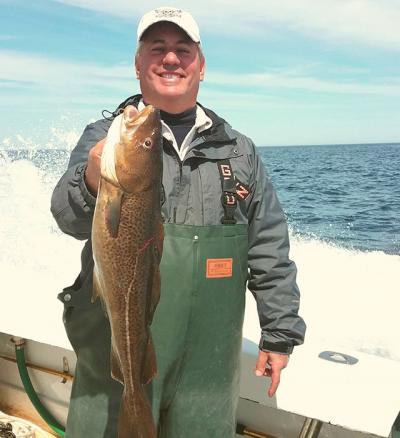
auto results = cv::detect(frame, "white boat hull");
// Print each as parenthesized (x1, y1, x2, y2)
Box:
(1, 319, 397, 438)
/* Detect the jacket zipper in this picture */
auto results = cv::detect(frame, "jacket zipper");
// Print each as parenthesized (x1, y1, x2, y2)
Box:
(173, 155, 183, 223)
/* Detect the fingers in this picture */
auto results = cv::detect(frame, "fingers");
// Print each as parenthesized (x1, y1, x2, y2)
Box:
(85, 137, 106, 196)
(255, 350, 269, 377)
(85, 105, 138, 196)
(92, 137, 107, 156)
(268, 366, 281, 398)
(264, 367, 272, 377)
(254, 351, 290, 398)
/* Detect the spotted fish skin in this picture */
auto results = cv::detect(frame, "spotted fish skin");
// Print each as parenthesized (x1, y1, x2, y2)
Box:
(91, 105, 163, 438)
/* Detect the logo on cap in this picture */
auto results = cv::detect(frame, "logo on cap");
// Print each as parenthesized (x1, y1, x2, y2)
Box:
(155, 8, 183, 18)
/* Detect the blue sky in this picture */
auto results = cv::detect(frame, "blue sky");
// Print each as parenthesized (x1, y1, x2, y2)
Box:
(1, 0, 399, 146)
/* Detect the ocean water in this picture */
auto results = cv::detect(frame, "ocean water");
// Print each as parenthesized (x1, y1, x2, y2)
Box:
(0, 136, 399, 362)
(260, 143, 400, 255)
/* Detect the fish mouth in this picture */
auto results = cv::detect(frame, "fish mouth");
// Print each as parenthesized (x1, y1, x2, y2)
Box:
(124, 105, 156, 126)
(121, 106, 161, 153)
(122, 106, 161, 140)
(136, 106, 161, 132)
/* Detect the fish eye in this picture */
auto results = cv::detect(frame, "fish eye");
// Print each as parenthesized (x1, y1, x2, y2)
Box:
(143, 138, 153, 149)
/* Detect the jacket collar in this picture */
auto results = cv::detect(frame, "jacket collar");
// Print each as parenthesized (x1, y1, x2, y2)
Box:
(112, 94, 237, 146)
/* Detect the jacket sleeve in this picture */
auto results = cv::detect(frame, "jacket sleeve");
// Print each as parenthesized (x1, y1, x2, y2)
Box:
(50, 119, 111, 240)
(247, 143, 306, 354)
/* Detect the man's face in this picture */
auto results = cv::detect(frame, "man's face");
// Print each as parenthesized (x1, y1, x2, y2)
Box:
(135, 22, 205, 113)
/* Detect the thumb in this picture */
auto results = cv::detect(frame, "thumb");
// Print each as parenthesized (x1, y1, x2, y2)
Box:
(255, 351, 269, 377)
(93, 137, 107, 156)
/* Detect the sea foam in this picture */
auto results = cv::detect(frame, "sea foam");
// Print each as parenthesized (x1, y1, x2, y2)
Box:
(290, 234, 400, 361)
(0, 148, 399, 360)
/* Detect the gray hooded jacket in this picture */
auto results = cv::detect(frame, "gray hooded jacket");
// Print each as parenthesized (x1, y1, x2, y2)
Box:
(51, 94, 306, 354)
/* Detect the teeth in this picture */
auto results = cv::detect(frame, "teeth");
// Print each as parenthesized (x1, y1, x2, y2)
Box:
(161, 74, 180, 79)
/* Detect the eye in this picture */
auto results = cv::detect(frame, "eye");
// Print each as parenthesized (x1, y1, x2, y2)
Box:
(143, 138, 153, 149)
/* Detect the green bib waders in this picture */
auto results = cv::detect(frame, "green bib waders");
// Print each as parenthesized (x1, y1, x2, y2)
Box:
(62, 223, 248, 438)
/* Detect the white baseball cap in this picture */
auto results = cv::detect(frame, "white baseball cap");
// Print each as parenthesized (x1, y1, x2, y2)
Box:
(137, 7, 201, 44)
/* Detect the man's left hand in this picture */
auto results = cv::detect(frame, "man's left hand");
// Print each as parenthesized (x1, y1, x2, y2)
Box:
(254, 351, 289, 397)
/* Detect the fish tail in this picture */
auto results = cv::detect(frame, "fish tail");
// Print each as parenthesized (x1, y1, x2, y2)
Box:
(117, 388, 157, 438)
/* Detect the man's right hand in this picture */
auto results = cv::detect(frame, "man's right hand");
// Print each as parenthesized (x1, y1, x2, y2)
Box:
(84, 137, 106, 196)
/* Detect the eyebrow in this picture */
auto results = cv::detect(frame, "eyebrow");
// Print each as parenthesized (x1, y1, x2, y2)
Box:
(150, 38, 192, 45)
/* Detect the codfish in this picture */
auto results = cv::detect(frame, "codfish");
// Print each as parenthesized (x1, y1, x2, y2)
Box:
(91, 105, 163, 438)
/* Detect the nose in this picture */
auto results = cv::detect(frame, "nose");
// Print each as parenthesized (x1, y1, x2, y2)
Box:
(162, 51, 180, 69)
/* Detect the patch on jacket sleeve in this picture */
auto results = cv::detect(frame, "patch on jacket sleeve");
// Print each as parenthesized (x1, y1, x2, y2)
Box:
(235, 179, 251, 201)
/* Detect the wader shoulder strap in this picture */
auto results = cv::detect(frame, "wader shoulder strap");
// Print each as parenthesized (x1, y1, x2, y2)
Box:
(217, 160, 237, 225)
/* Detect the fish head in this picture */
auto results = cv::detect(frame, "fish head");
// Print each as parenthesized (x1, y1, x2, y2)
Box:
(115, 105, 162, 193)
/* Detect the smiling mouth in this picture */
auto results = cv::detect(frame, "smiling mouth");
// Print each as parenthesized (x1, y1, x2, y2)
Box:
(159, 73, 183, 79)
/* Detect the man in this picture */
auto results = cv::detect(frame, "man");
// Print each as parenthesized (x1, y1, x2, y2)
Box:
(51, 6, 306, 438)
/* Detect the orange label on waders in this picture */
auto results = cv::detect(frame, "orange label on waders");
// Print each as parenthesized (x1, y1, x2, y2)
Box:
(206, 258, 233, 278)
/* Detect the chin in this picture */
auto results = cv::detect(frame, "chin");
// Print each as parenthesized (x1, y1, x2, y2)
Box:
(157, 86, 185, 98)
(143, 86, 195, 111)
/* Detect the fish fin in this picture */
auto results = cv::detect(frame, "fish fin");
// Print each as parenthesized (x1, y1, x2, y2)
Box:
(92, 268, 101, 303)
(155, 219, 164, 258)
(147, 220, 163, 322)
(142, 334, 157, 384)
(147, 246, 161, 325)
(105, 185, 124, 238)
(92, 269, 108, 318)
(110, 347, 124, 384)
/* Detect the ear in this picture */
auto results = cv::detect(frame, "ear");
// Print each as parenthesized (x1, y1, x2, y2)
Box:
(135, 55, 140, 79)
(199, 60, 205, 82)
